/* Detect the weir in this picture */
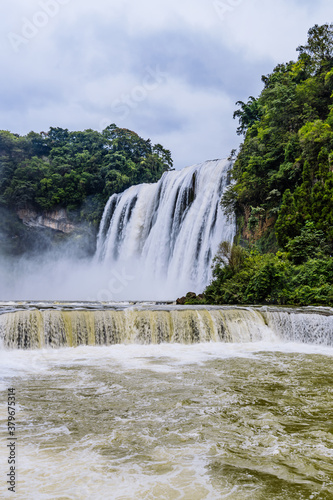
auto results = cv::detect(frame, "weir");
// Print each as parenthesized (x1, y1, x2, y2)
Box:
(0, 305, 332, 349)
(263, 309, 333, 345)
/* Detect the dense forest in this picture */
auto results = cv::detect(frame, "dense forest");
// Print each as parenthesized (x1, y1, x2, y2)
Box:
(2, 24, 333, 307)
(0, 124, 172, 220)
(0, 124, 172, 254)
(189, 23, 333, 307)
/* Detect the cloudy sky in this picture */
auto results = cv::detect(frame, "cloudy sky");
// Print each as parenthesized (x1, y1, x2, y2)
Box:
(1, 0, 332, 169)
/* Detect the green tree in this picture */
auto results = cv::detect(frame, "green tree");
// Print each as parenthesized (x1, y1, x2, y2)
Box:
(222, 23, 333, 254)
(0, 124, 173, 227)
(297, 23, 333, 71)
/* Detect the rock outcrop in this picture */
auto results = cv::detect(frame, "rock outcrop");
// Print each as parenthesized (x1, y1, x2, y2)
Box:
(176, 292, 205, 305)
(16, 208, 76, 234)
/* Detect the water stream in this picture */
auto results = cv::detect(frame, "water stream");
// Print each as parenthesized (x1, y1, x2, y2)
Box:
(1, 303, 333, 499)
(95, 159, 235, 299)
(1, 159, 332, 498)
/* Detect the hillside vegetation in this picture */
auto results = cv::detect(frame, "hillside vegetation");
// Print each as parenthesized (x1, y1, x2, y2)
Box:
(0, 124, 172, 255)
(0, 124, 172, 225)
(197, 24, 333, 306)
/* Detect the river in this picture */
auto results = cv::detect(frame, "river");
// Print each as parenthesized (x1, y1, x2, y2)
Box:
(1, 303, 332, 499)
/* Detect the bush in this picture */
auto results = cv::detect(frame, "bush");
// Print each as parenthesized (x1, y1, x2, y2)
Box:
(202, 242, 333, 306)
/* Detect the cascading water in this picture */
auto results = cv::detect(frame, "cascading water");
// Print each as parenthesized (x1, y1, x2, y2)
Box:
(95, 159, 235, 299)
(2, 159, 333, 499)
(263, 308, 333, 344)
(1, 303, 333, 349)
(1, 303, 333, 498)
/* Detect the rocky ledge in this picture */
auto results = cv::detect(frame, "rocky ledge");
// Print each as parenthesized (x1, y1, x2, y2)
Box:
(16, 208, 76, 234)
(176, 292, 205, 305)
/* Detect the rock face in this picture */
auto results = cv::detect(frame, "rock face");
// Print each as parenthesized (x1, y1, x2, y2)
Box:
(16, 208, 76, 234)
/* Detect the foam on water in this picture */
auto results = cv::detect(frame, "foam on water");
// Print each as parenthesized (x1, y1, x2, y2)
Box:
(95, 159, 235, 299)
(1, 342, 333, 499)
(1, 340, 333, 382)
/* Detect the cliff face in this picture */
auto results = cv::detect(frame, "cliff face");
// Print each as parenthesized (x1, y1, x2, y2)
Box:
(0, 205, 98, 258)
(16, 208, 76, 234)
(241, 207, 276, 245)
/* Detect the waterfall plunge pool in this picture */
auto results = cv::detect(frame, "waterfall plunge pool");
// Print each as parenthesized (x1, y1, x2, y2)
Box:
(0, 304, 333, 499)
(1, 342, 333, 499)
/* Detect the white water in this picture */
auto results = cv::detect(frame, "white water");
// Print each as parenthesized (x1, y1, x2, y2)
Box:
(2, 303, 333, 349)
(1, 306, 333, 499)
(1, 154, 333, 498)
(95, 159, 235, 299)
(263, 309, 333, 344)
(0, 160, 234, 301)
(1, 341, 333, 499)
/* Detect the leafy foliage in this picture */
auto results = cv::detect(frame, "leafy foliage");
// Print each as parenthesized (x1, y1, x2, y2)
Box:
(0, 124, 173, 225)
(209, 24, 333, 307)
(222, 23, 333, 253)
(202, 242, 333, 307)
(285, 221, 331, 264)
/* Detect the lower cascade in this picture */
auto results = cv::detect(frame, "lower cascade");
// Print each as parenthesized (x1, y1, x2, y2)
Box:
(1, 305, 333, 349)
(95, 159, 235, 299)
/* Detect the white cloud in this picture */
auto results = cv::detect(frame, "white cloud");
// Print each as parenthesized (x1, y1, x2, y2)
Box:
(0, 0, 332, 169)
(125, 78, 240, 167)
(212, 0, 330, 63)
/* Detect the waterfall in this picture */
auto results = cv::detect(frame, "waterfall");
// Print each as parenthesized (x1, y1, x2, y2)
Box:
(0, 307, 272, 348)
(263, 309, 333, 345)
(1, 304, 332, 349)
(95, 159, 235, 299)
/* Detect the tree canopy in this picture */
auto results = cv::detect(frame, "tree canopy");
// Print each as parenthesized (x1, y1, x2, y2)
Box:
(222, 23, 333, 251)
(0, 124, 173, 225)
(200, 24, 333, 307)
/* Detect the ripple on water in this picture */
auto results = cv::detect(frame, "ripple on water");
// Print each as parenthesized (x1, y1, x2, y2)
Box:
(1, 343, 333, 499)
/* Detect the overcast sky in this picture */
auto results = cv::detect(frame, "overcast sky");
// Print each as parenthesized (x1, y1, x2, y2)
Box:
(1, 0, 332, 169)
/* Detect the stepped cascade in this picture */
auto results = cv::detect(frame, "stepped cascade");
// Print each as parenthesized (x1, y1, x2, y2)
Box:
(95, 159, 235, 299)
(1, 304, 333, 349)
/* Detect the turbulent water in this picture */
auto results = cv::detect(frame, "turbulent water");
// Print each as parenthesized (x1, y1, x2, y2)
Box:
(1, 158, 333, 498)
(95, 159, 235, 299)
(1, 336, 333, 499)
(1, 303, 333, 498)
(1, 302, 333, 349)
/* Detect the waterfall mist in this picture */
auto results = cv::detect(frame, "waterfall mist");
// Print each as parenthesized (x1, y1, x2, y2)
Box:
(0, 225, 98, 301)
(95, 159, 235, 300)
(0, 159, 235, 301)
